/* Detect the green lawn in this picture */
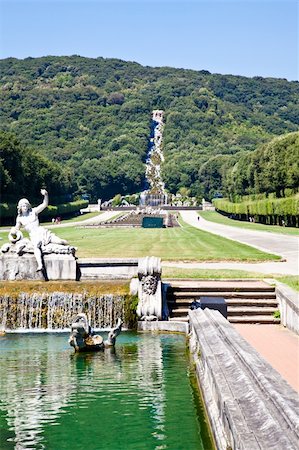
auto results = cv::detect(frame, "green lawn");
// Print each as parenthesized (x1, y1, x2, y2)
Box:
(199, 211, 299, 236)
(277, 276, 299, 292)
(162, 268, 266, 279)
(39, 220, 279, 261)
(1, 220, 297, 289)
(162, 268, 299, 291)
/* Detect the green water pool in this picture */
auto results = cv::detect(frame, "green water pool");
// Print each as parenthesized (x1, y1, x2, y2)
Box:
(0, 332, 214, 450)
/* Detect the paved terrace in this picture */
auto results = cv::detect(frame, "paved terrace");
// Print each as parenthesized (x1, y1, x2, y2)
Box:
(234, 324, 299, 392)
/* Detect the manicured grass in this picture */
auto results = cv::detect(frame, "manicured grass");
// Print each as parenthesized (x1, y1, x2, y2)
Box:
(162, 268, 266, 279)
(162, 268, 298, 291)
(277, 276, 299, 292)
(199, 211, 299, 235)
(46, 220, 279, 261)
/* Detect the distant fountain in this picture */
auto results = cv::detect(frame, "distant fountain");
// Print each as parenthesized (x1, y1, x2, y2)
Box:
(141, 110, 167, 207)
(0, 292, 124, 331)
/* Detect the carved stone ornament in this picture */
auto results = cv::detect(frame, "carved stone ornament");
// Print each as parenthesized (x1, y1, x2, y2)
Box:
(141, 274, 158, 295)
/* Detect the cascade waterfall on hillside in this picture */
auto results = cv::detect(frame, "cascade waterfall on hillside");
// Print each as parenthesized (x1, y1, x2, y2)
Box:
(140, 110, 168, 207)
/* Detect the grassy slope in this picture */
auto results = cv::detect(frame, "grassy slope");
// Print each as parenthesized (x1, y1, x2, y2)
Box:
(199, 211, 299, 235)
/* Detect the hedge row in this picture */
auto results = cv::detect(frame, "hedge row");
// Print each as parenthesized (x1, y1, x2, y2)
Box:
(41, 200, 89, 218)
(0, 200, 88, 221)
(213, 196, 299, 227)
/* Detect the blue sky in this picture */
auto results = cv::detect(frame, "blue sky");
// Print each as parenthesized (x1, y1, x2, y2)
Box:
(0, 0, 298, 80)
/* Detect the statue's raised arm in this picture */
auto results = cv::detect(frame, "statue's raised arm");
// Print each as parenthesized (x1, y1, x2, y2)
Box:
(34, 189, 49, 215)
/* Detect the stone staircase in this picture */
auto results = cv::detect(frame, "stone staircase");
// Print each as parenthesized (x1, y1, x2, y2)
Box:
(166, 279, 280, 324)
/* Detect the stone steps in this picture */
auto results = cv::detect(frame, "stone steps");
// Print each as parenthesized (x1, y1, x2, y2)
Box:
(169, 316, 189, 322)
(170, 306, 277, 315)
(166, 279, 279, 324)
(168, 291, 276, 299)
(169, 298, 278, 307)
(228, 306, 277, 315)
(228, 315, 281, 324)
(165, 279, 275, 291)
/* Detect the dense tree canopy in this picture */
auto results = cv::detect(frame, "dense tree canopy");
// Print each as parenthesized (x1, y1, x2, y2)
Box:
(0, 55, 298, 201)
(223, 132, 299, 200)
(0, 132, 75, 204)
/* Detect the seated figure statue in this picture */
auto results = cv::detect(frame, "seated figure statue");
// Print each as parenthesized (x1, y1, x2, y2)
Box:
(69, 313, 123, 352)
(2, 189, 76, 271)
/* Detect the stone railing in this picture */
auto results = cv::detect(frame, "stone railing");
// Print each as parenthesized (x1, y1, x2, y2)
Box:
(78, 258, 138, 280)
(189, 308, 299, 450)
(276, 282, 299, 334)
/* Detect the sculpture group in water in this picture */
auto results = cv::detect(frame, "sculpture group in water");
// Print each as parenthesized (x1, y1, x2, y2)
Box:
(69, 314, 123, 352)
(1, 189, 76, 271)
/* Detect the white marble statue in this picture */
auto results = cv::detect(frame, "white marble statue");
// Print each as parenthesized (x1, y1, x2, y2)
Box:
(69, 314, 123, 352)
(11, 189, 73, 271)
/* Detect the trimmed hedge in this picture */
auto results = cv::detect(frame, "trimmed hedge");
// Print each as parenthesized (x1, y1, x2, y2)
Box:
(213, 196, 299, 227)
(0, 200, 88, 221)
(40, 200, 89, 218)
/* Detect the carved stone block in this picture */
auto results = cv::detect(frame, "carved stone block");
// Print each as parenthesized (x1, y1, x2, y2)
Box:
(0, 254, 78, 281)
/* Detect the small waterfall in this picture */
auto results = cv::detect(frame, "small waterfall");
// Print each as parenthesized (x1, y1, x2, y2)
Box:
(0, 292, 125, 331)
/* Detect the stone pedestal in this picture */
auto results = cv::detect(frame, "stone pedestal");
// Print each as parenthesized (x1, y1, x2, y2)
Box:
(0, 254, 78, 281)
(136, 256, 167, 320)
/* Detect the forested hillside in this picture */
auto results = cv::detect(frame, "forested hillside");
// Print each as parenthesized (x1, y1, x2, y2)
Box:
(1, 56, 298, 201)
(0, 131, 75, 204)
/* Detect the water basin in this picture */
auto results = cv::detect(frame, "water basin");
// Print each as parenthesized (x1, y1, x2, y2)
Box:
(0, 332, 214, 449)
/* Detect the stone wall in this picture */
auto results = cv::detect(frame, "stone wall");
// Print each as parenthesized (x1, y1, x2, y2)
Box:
(189, 308, 298, 450)
(78, 258, 138, 280)
(276, 282, 299, 334)
(0, 254, 78, 281)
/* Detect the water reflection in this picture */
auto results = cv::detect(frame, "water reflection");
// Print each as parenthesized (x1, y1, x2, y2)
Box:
(137, 336, 166, 441)
(0, 333, 207, 450)
(0, 340, 73, 448)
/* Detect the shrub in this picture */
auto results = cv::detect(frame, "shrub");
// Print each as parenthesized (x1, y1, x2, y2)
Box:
(0, 200, 88, 222)
(213, 195, 299, 227)
(123, 294, 139, 329)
